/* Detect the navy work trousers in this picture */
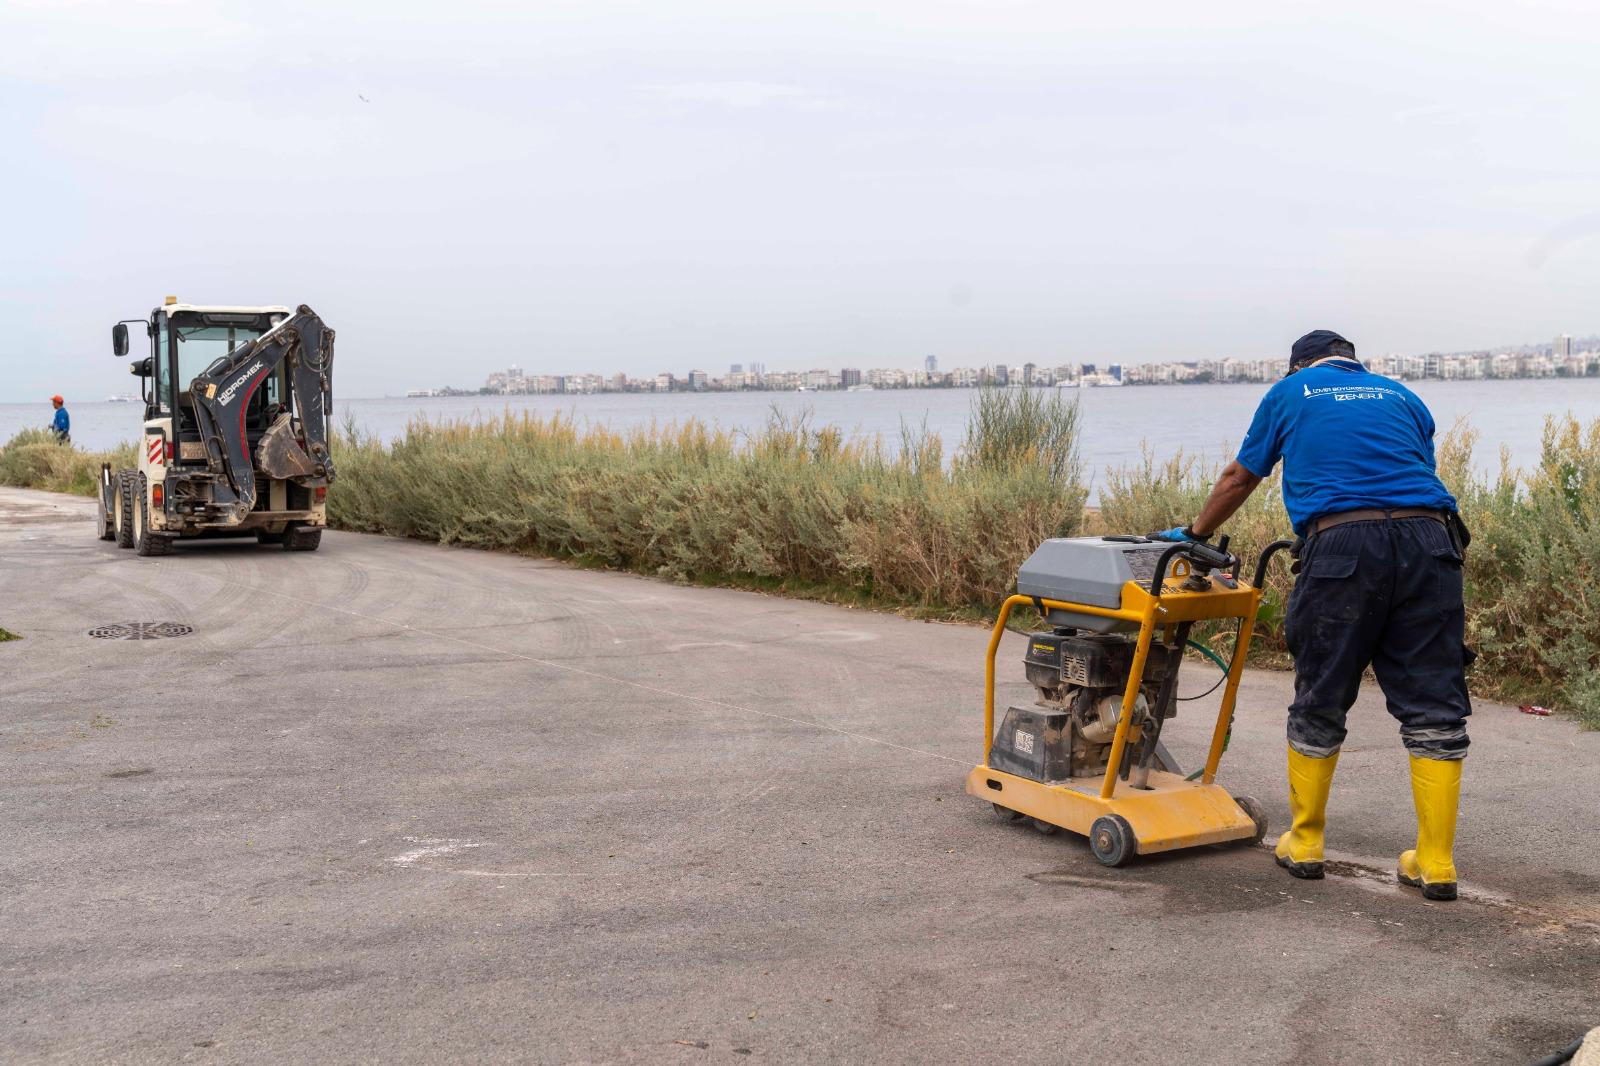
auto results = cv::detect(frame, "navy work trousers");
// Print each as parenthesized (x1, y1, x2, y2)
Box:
(1284, 516, 1471, 760)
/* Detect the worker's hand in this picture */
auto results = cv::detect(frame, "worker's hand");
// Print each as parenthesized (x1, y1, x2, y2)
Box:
(1150, 525, 1203, 543)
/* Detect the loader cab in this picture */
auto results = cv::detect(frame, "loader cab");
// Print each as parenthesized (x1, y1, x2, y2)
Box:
(137, 303, 292, 461)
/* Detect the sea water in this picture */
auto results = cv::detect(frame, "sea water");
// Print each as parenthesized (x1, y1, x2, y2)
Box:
(5, 378, 1598, 492)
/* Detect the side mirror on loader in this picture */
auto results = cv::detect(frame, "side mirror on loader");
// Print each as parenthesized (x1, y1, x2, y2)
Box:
(112, 323, 129, 357)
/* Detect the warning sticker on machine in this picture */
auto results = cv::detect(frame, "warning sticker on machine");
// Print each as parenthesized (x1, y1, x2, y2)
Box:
(1014, 729, 1035, 755)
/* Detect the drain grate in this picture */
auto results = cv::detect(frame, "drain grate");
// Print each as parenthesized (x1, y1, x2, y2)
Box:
(88, 621, 194, 640)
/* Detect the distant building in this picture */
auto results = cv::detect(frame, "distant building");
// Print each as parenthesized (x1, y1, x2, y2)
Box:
(748, 361, 766, 376)
(925, 355, 938, 375)
(840, 368, 862, 387)
(687, 370, 709, 390)
(654, 373, 675, 392)
(1022, 362, 1037, 386)
(1108, 363, 1123, 383)
(730, 363, 743, 375)
(1554, 334, 1573, 359)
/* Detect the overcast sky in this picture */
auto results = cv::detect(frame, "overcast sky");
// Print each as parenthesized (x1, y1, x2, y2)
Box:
(3, 0, 1598, 400)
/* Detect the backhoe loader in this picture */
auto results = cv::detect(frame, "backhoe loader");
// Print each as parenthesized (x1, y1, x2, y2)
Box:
(98, 298, 335, 556)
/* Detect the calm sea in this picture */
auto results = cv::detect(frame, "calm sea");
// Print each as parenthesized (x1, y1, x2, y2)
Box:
(6, 379, 1599, 490)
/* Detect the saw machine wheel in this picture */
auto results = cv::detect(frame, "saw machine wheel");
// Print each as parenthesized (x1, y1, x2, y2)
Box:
(1232, 794, 1269, 846)
(1089, 814, 1136, 867)
(992, 803, 1025, 823)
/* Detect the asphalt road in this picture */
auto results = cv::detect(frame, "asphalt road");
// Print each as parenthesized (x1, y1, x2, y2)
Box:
(2, 486, 1595, 1065)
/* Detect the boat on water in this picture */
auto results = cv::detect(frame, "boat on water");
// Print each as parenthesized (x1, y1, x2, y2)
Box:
(846, 384, 874, 392)
(796, 386, 813, 392)
(105, 394, 135, 403)
(1056, 380, 1080, 390)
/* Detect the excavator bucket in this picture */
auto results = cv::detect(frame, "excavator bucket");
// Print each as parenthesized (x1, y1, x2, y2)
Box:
(189, 305, 335, 521)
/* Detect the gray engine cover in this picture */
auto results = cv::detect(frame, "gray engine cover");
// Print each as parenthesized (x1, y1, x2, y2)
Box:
(1015, 537, 1167, 633)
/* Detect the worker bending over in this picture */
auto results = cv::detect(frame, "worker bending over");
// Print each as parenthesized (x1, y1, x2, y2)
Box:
(1154, 330, 1471, 901)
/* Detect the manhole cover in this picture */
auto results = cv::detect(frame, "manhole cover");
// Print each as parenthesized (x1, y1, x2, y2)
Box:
(87, 621, 194, 640)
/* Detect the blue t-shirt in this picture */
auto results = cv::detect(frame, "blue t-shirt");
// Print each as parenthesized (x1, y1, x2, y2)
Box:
(53, 407, 69, 435)
(1235, 359, 1455, 534)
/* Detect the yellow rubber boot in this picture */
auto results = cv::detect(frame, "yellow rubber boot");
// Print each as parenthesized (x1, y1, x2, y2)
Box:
(1274, 746, 1339, 880)
(1397, 755, 1462, 901)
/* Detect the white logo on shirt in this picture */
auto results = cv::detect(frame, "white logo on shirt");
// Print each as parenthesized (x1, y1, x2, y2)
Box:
(1300, 382, 1401, 402)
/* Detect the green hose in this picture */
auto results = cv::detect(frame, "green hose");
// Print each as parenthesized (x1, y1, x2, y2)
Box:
(1184, 637, 1234, 780)
(1186, 638, 1230, 674)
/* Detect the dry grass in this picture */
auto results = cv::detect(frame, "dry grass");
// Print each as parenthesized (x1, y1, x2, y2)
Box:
(0, 428, 135, 497)
(330, 388, 1087, 612)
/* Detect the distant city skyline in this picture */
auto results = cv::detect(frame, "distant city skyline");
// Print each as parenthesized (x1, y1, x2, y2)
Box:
(393, 331, 1599, 398)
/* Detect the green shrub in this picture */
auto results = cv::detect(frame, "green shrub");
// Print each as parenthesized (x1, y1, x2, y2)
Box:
(1449, 416, 1600, 721)
(0, 429, 136, 496)
(331, 389, 1086, 611)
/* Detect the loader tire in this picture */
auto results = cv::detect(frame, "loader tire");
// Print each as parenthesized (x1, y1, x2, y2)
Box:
(114, 473, 135, 549)
(255, 529, 287, 546)
(284, 525, 322, 552)
(133, 475, 172, 557)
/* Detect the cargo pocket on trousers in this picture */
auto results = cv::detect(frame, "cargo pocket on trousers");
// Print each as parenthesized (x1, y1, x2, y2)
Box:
(1432, 546, 1464, 602)
(1286, 554, 1358, 656)
(1308, 555, 1357, 580)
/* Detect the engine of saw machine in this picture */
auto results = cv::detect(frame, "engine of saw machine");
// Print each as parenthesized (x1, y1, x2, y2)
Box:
(988, 628, 1182, 784)
(987, 535, 1210, 785)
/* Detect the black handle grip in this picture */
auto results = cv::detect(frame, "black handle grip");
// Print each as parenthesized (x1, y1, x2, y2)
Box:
(1252, 539, 1297, 589)
(1149, 540, 1241, 596)
(1185, 540, 1235, 571)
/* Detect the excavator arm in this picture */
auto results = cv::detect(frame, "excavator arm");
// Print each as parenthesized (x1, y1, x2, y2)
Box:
(189, 305, 335, 522)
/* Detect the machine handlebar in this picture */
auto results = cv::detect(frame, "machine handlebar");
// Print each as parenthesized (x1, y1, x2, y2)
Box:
(1251, 539, 1297, 590)
(1144, 536, 1299, 597)
(1148, 535, 1237, 596)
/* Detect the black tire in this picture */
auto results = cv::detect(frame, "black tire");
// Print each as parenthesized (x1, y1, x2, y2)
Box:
(114, 473, 135, 549)
(284, 525, 322, 552)
(1030, 817, 1060, 836)
(1089, 814, 1136, 867)
(1233, 795, 1269, 846)
(133, 475, 172, 557)
(256, 529, 287, 545)
(992, 803, 1025, 823)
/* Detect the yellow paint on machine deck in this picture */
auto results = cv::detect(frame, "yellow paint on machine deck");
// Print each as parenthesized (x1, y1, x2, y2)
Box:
(970, 564, 1272, 862)
(967, 767, 1258, 853)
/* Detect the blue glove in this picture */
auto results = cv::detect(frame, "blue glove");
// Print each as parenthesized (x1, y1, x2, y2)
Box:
(1150, 525, 1199, 543)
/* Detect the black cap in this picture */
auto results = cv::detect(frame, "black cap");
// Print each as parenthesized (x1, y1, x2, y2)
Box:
(1289, 330, 1356, 371)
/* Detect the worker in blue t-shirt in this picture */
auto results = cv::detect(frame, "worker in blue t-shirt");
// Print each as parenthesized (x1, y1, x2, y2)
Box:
(50, 395, 70, 444)
(1152, 330, 1470, 902)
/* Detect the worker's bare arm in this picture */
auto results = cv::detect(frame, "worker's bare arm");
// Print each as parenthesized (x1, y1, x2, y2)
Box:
(1191, 460, 1263, 538)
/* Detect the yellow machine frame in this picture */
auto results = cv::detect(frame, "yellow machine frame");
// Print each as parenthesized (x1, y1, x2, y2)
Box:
(966, 561, 1265, 860)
